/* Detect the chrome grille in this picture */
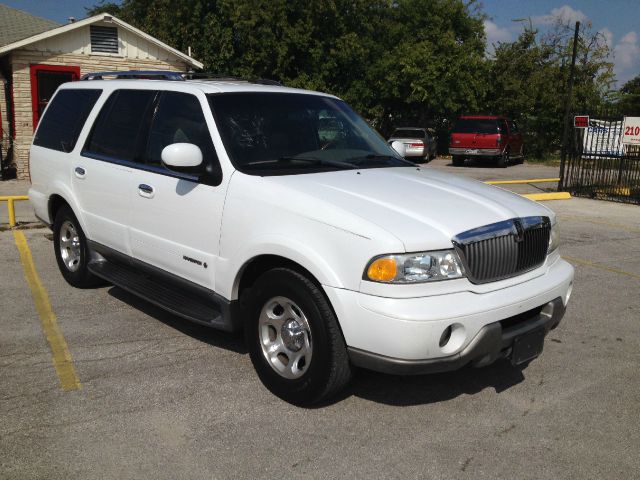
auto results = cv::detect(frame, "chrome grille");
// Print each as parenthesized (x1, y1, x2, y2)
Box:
(452, 217, 551, 284)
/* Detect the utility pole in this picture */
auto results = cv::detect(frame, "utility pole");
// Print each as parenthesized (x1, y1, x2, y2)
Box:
(558, 21, 580, 190)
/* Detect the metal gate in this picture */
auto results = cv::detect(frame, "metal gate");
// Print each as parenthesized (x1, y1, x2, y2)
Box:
(561, 114, 640, 205)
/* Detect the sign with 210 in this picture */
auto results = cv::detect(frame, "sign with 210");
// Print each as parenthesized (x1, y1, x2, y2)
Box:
(622, 117, 640, 145)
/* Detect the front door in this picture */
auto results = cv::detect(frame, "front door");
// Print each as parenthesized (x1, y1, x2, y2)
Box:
(128, 90, 227, 289)
(30, 65, 80, 129)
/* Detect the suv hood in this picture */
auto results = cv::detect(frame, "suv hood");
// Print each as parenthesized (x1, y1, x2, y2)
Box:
(261, 167, 553, 252)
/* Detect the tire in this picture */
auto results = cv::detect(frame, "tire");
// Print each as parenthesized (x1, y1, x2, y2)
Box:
(53, 205, 102, 288)
(244, 267, 352, 405)
(496, 149, 509, 168)
(452, 155, 464, 167)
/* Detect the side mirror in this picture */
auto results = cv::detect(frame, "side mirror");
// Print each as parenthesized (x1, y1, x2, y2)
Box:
(391, 140, 406, 157)
(161, 143, 203, 170)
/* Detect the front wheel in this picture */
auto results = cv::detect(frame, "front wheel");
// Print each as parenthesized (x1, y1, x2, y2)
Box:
(245, 268, 352, 405)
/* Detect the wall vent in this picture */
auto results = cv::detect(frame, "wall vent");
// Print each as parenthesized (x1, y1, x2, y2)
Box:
(90, 26, 119, 54)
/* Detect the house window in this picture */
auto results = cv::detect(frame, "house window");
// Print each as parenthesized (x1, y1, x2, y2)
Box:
(90, 26, 119, 54)
(30, 64, 81, 128)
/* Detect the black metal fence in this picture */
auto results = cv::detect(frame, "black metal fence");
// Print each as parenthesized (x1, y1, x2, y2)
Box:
(561, 114, 640, 205)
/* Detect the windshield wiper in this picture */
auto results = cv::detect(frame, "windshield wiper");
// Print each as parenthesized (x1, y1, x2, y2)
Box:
(350, 153, 416, 166)
(245, 156, 357, 169)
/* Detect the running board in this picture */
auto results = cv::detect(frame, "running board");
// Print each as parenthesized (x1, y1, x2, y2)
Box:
(88, 259, 232, 330)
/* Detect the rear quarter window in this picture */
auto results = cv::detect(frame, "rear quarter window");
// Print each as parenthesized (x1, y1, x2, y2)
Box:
(452, 119, 499, 134)
(33, 89, 102, 152)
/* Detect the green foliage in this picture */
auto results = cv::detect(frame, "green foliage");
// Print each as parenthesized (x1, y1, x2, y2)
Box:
(88, 1, 619, 156)
(87, 0, 488, 140)
(487, 21, 614, 157)
(614, 75, 640, 115)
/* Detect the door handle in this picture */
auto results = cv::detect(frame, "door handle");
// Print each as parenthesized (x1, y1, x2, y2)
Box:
(138, 183, 155, 198)
(74, 166, 86, 178)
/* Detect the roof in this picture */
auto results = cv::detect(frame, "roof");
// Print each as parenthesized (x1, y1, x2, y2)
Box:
(0, 11, 203, 69)
(0, 3, 60, 47)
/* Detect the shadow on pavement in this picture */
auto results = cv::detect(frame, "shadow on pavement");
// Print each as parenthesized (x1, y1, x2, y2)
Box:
(109, 285, 525, 407)
(333, 360, 526, 407)
(107, 286, 248, 355)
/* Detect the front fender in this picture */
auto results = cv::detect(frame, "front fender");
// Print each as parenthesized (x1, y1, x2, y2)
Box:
(217, 234, 346, 300)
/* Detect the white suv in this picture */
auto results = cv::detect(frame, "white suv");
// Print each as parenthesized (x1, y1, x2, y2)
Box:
(29, 71, 574, 404)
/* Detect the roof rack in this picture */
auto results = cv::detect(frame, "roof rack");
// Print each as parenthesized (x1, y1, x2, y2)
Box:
(183, 72, 282, 86)
(80, 70, 283, 86)
(81, 70, 185, 81)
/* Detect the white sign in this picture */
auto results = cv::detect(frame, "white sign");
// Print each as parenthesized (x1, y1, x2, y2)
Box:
(583, 119, 624, 158)
(622, 116, 640, 145)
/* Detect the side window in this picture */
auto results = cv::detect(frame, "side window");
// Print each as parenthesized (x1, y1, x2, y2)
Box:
(145, 91, 218, 169)
(85, 89, 157, 162)
(510, 121, 519, 133)
(33, 89, 102, 152)
(500, 120, 509, 133)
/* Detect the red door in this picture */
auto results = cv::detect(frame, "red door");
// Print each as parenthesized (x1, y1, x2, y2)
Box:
(30, 64, 80, 130)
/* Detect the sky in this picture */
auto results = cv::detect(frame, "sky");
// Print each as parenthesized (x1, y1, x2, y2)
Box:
(4, 0, 639, 86)
(481, 0, 640, 86)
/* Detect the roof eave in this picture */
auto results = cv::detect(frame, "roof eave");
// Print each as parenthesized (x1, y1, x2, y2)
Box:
(0, 13, 203, 69)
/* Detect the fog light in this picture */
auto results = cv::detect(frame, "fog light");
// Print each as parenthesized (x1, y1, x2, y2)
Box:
(439, 326, 452, 347)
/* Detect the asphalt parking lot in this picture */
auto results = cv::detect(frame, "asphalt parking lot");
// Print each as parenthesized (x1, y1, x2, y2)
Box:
(1, 160, 639, 479)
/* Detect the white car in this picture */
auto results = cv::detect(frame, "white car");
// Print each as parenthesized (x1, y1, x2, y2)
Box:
(29, 71, 574, 404)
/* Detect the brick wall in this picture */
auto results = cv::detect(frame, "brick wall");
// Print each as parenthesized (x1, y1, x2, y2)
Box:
(0, 72, 8, 166)
(10, 49, 187, 179)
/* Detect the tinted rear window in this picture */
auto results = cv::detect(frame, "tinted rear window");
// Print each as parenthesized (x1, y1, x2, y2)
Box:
(453, 119, 499, 134)
(392, 129, 425, 138)
(33, 89, 102, 152)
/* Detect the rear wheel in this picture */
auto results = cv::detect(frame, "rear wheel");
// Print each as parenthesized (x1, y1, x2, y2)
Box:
(245, 268, 352, 405)
(53, 205, 102, 288)
(496, 149, 509, 168)
(452, 155, 465, 167)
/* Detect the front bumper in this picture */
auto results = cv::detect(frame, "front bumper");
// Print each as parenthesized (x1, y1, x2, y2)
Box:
(449, 147, 501, 156)
(323, 257, 574, 373)
(348, 297, 564, 375)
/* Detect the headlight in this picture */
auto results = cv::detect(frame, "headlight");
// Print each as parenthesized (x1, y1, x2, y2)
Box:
(364, 250, 465, 283)
(548, 222, 560, 253)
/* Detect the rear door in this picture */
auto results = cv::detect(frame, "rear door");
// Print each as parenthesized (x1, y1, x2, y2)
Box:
(451, 119, 499, 151)
(128, 90, 227, 289)
(389, 129, 426, 157)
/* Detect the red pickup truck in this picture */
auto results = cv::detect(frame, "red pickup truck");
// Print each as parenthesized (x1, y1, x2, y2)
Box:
(449, 115, 524, 167)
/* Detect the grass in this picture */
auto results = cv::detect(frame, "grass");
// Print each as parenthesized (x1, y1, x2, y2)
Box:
(524, 155, 562, 167)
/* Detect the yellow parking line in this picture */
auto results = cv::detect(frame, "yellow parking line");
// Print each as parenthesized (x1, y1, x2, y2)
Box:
(563, 255, 640, 280)
(522, 192, 572, 201)
(13, 230, 82, 391)
(485, 178, 560, 185)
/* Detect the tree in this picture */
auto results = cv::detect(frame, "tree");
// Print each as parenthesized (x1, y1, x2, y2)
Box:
(87, 0, 488, 143)
(487, 20, 614, 157)
(615, 75, 640, 115)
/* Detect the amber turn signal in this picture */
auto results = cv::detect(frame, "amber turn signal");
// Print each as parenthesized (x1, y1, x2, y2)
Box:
(366, 257, 398, 282)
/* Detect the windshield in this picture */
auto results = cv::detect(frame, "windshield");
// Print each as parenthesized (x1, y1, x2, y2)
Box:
(391, 129, 425, 138)
(208, 92, 411, 175)
(453, 119, 500, 134)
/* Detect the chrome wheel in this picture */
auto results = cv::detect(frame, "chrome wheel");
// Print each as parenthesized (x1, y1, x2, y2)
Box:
(59, 220, 81, 272)
(258, 296, 313, 380)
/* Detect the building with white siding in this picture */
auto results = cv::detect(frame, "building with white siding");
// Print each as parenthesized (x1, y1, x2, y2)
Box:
(0, 4, 202, 179)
